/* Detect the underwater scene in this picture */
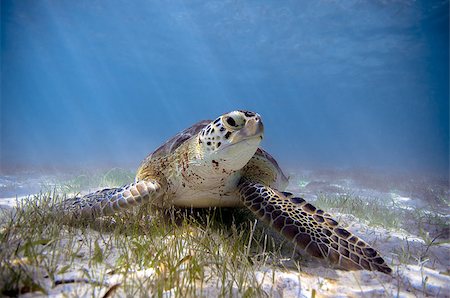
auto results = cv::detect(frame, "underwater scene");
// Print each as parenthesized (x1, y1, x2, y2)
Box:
(1, 0, 449, 297)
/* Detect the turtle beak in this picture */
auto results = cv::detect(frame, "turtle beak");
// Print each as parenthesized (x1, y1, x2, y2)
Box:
(230, 117, 264, 144)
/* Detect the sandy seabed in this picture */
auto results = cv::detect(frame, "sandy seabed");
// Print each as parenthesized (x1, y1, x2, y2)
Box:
(0, 168, 449, 297)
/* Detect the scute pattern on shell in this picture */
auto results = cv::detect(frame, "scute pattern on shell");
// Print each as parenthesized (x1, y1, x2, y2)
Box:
(149, 120, 211, 160)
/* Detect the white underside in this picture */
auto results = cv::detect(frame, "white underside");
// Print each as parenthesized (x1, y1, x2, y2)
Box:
(169, 170, 246, 208)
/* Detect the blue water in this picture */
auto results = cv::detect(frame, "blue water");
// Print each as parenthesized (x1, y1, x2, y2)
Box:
(1, 0, 448, 179)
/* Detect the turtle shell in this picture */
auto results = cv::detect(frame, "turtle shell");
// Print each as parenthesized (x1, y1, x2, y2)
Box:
(148, 120, 210, 160)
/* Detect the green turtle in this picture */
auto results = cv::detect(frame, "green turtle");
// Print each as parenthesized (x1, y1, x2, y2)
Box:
(63, 110, 392, 274)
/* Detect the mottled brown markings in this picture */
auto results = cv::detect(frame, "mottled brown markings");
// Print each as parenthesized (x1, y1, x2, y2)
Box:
(290, 197, 305, 204)
(238, 180, 391, 274)
(313, 214, 324, 223)
(130, 188, 139, 197)
(335, 228, 351, 238)
(350, 253, 360, 264)
(328, 249, 340, 264)
(306, 242, 324, 258)
(247, 193, 260, 203)
(363, 247, 377, 258)
(339, 247, 350, 258)
(256, 207, 266, 217)
(118, 199, 127, 208)
(340, 257, 362, 270)
(284, 216, 295, 227)
(321, 238, 330, 244)
(339, 239, 349, 248)
(264, 204, 276, 214)
(244, 187, 255, 196)
(360, 259, 371, 270)
(325, 218, 338, 226)
(272, 216, 286, 230)
(355, 246, 363, 255)
(271, 209, 282, 218)
(281, 225, 300, 240)
(319, 243, 329, 256)
(303, 203, 316, 213)
(294, 233, 311, 249)
(348, 236, 358, 244)
(212, 159, 219, 168)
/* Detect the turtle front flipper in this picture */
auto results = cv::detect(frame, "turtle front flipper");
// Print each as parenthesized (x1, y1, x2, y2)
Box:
(238, 180, 392, 274)
(60, 179, 163, 220)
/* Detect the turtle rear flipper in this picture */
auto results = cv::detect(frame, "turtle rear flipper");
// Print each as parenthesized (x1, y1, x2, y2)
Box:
(61, 180, 163, 220)
(238, 180, 392, 274)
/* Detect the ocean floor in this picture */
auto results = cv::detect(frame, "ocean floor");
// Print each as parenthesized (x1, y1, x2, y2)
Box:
(0, 168, 449, 297)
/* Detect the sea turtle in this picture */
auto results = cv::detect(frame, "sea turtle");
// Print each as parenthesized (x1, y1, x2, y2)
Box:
(63, 110, 392, 274)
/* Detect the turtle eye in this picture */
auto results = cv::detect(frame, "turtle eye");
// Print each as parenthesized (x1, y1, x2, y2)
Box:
(226, 117, 236, 127)
(223, 115, 245, 130)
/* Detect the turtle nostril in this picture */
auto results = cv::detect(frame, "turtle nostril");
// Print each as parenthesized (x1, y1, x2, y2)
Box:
(253, 116, 262, 126)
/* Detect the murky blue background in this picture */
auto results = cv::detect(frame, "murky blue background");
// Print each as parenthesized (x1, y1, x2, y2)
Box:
(1, 0, 448, 178)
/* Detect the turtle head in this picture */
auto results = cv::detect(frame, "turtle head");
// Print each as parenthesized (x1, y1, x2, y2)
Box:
(198, 110, 264, 172)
